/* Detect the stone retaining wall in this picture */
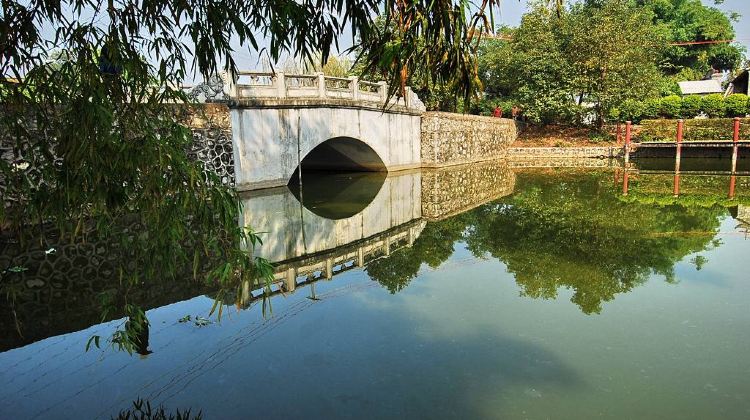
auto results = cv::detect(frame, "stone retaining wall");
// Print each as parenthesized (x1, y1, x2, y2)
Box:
(508, 158, 618, 169)
(508, 146, 622, 159)
(421, 112, 516, 167)
(421, 159, 516, 220)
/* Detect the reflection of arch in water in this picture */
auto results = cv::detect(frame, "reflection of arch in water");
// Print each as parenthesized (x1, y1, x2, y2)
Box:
(240, 170, 422, 263)
(288, 171, 387, 220)
(287, 137, 388, 219)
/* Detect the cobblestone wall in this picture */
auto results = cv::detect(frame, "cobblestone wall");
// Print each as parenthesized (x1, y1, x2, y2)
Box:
(421, 112, 516, 167)
(508, 146, 623, 159)
(181, 104, 235, 186)
(0, 104, 236, 204)
(421, 159, 516, 220)
(738, 205, 750, 223)
(509, 158, 619, 169)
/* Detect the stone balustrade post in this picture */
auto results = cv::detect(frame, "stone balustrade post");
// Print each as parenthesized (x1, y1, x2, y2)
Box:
(317, 72, 326, 98)
(349, 76, 359, 101)
(275, 72, 286, 99)
(357, 247, 364, 267)
(325, 258, 333, 280)
(405, 86, 413, 108)
(284, 268, 296, 292)
(223, 69, 238, 100)
(378, 81, 388, 104)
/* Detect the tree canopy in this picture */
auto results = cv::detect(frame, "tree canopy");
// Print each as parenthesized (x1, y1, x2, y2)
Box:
(476, 0, 745, 126)
(637, 0, 745, 76)
(478, 0, 664, 125)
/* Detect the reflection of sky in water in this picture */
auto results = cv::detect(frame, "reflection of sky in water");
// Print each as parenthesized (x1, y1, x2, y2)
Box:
(1, 168, 750, 419)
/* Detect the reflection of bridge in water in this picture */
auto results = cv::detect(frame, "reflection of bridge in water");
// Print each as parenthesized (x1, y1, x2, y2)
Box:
(239, 170, 425, 299)
(235, 220, 427, 306)
(0, 160, 517, 350)
(236, 159, 516, 305)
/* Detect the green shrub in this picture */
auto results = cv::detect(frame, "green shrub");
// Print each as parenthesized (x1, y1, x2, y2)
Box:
(607, 106, 621, 122)
(724, 94, 749, 117)
(588, 130, 612, 143)
(499, 100, 514, 116)
(619, 99, 644, 123)
(473, 97, 497, 116)
(681, 95, 703, 118)
(700, 94, 725, 118)
(640, 117, 750, 142)
(642, 98, 661, 120)
(659, 95, 682, 118)
(473, 97, 515, 117)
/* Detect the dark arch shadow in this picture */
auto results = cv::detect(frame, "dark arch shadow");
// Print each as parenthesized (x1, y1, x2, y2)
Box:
(288, 137, 388, 220)
(288, 171, 387, 220)
(296, 136, 388, 172)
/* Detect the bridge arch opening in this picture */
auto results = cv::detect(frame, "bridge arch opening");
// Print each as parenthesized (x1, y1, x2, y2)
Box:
(295, 136, 387, 173)
(288, 137, 387, 220)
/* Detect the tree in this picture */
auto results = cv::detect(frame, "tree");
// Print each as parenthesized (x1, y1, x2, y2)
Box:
(282, 53, 353, 78)
(0, 0, 503, 351)
(566, 0, 665, 126)
(354, 0, 506, 108)
(478, 0, 664, 126)
(479, 5, 579, 124)
(352, 20, 465, 112)
(636, 0, 745, 74)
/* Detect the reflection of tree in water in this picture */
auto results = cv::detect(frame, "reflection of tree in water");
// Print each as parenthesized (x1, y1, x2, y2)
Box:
(366, 217, 466, 293)
(0, 218, 270, 353)
(367, 170, 727, 314)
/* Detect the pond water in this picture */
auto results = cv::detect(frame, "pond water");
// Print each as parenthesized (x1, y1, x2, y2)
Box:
(2, 159, 750, 419)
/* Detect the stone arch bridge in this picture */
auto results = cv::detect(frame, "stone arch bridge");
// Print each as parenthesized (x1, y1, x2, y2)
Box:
(186, 71, 516, 191)
(226, 72, 425, 191)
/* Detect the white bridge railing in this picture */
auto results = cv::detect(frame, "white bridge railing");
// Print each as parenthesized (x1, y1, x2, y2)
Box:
(226, 71, 424, 111)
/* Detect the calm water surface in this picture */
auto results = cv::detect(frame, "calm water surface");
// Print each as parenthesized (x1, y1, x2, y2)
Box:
(2, 160, 749, 419)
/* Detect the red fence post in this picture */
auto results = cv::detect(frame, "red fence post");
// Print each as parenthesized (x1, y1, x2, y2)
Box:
(625, 121, 632, 145)
(624, 121, 632, 164)
(734, 117, 741, 143)
(676, 119, 684, 166)
(732, 117, 740, 172)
